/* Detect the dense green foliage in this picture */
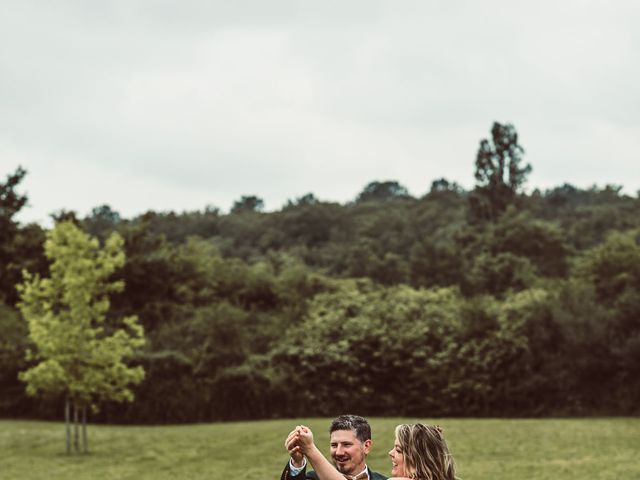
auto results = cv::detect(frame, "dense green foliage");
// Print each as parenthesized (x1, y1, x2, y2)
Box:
(1, 418, 639, 479)
(1, 123, 640, 422)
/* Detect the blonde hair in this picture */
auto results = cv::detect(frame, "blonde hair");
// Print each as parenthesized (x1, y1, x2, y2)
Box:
(394, 424, 457, 480)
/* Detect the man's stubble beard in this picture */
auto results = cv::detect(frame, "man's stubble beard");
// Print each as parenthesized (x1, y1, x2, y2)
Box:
(332, 458, 348, 474)
(332, 454, 363, 476)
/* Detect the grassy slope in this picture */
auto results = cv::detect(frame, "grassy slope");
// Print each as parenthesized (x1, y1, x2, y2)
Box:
(1, 417, 638, 479)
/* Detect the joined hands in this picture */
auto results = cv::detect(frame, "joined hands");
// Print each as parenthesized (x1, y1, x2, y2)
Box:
(284, 425, 315, 467)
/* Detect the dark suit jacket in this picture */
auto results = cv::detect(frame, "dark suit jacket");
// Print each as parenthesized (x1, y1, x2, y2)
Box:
(280, 461, 387, 480)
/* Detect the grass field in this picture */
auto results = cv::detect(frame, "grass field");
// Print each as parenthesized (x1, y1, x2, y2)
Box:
(1, 417, 638, 479)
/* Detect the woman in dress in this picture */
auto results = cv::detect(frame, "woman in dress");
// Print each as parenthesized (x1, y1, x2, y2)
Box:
(288, 422, 457, 480)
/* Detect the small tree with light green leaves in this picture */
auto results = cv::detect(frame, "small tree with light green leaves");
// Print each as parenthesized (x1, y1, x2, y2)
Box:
(17, 221, 145, 453)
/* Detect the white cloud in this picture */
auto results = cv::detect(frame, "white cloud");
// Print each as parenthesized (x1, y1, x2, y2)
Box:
(2, 0, 639, 225)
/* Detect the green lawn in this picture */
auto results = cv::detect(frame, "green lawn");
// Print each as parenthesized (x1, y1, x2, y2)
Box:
(1, 417, 638, 479)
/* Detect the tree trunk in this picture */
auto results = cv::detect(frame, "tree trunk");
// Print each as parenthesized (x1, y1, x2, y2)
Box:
(73, 403, 79, 453)
(65, 399, 71, 454)
(81, 405, 88, 453)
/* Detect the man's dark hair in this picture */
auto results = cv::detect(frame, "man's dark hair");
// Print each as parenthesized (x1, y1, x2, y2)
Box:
(329, 414, 372, 443)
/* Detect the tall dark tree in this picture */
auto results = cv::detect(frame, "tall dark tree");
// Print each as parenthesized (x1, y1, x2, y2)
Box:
(470, 122, 531, 221)
(0, 167, 29, 304)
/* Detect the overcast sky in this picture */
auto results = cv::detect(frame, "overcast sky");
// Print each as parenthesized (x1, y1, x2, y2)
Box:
(2, 0, 639, 226)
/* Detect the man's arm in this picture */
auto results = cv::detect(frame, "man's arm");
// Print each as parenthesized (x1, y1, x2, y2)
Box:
(280, 461, 307, 480)
(281, 427, 310, 480)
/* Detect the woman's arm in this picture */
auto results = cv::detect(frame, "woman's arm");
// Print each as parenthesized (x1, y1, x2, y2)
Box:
(291, 426, 345, 480)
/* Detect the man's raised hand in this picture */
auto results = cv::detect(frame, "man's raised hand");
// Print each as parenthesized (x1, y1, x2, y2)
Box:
(285, 426, 305, 467)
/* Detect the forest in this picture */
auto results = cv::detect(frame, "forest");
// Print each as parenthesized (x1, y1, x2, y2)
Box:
(1, 123, 639, 422)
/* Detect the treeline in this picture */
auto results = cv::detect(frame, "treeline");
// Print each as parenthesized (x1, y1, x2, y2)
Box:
(1, 123, 639, 421)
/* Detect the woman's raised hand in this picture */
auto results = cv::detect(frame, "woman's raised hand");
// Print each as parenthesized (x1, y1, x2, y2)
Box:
(295, 425, 315, 454)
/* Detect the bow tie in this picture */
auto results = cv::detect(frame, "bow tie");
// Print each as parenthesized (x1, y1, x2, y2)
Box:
(343, 472, 368, 480)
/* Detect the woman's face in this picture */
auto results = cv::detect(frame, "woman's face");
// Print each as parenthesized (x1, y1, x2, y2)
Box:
(388, 436, 406, 477)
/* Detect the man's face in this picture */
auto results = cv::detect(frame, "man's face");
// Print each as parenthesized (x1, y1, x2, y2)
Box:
(329, 429, 371, 475)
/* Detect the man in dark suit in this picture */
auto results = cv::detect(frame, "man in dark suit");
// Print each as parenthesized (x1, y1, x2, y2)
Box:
(280, 414, 387, 480)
